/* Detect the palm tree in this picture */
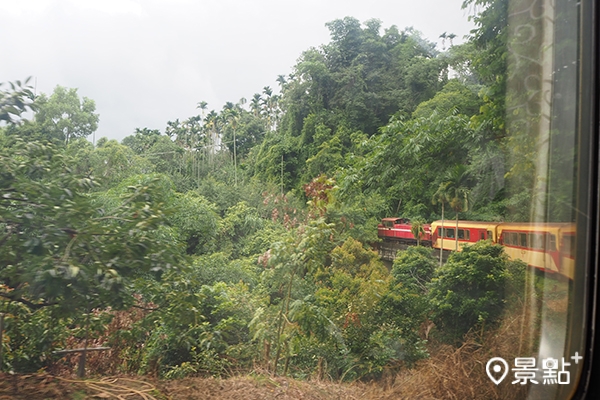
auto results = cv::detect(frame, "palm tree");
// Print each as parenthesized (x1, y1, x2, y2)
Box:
(411, 217, 426, 247)
(204, 110, 219, 166)
(196, 101, 208, 119)
(250, 93, 262, 117)
(237, 97, 247, 111)
(276, 75, 287, 91)
(432, 181, 451, 266)
(447, 33, 457, 47)
(262, 86, 274, 129)
(439, 32, 447, 50)
(224, 108, 240, 186)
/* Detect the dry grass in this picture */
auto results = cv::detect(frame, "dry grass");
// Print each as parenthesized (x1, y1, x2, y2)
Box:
(361, 306, 534, 400)
(158, 375, 369, 400)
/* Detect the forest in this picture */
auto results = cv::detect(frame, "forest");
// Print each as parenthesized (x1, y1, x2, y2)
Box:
(0, 0, 563, 398)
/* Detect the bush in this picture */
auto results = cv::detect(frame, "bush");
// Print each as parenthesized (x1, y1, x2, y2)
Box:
(391, 246, 437, 293)
(428, 241, 509, 343)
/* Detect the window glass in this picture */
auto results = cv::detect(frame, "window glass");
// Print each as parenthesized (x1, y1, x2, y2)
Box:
(0, 0, 591, 397)
(562, 235, 575, 258)
(502, 1, 584, 397)
(519, 233, 527, 248)
(548, 234, 557, 252)
(532, 233, 544, 250)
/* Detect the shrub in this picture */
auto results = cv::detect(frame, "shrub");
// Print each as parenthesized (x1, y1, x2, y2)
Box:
(391, 246, 437, 293)
(428, 241, 509, 343)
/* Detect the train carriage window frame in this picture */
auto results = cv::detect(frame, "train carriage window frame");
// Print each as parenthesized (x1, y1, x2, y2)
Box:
(457, 229, 469, 240)
(510, 232, 518, 246)
(519, 233, 527, 248)
(547, 234, 557, 252)
(534, 233, 544, 250)
(562, 234, 575, 258)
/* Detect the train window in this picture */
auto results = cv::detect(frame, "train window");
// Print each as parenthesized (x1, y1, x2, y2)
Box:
(510, 232, 518, 246)
(546, 234, 557, 252)
(562, 235, 575, 258)
(519, 233, 527, 248)
(370, 0, 595, 395)
(528, 233, 534, 249)
(498, 0, 594, 396)
(529, 233, 544, 250)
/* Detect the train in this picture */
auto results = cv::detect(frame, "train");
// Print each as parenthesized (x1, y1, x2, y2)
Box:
(377, 218, 575, 280)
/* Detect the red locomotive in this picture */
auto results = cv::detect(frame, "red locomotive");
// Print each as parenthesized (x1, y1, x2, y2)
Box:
(377, 217, 432, 246)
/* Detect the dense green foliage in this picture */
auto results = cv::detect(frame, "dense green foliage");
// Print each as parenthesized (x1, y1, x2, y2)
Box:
(428, 241, 510, 343)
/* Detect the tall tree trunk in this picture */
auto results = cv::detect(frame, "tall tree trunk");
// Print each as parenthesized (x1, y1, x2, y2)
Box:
(455, 211, 459, 251)
(440, 203, 444, 267)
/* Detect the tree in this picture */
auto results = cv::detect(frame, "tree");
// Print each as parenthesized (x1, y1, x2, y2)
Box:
(432, 181, 451, 265)
(0, 78, 37, 124)
(224, 108, 240, 186)
(462, 0, 508, 139)
(410, 217, 426, 246)
(250, 93, 262, 117)
(391, 246, 436, 293)
(412, 80, 481, 120)
(0, 140, 184, 316)
(122, 128, 162, 154)
(170, 191, 219, 255)
(444, 164, 471, 250)
(34, 86, 99, 145)
(196, 100, 208, 119)
(428, 241, 509, 343)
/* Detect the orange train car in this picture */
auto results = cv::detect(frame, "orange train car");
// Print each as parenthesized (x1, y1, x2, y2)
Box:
(496, 222, 575, 280)
(430, 220, 499, 251)
(428, 220, 575, 279)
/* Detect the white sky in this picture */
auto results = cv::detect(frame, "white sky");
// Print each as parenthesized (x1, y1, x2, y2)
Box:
(0, 0, 475, 141)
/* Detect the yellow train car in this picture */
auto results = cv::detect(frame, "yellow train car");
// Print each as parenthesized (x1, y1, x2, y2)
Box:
(430, 220, 500, 251)
(497, 223, 575, 280)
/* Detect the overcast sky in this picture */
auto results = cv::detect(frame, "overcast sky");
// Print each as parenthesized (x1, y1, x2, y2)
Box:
(1, 0, 475, 142)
